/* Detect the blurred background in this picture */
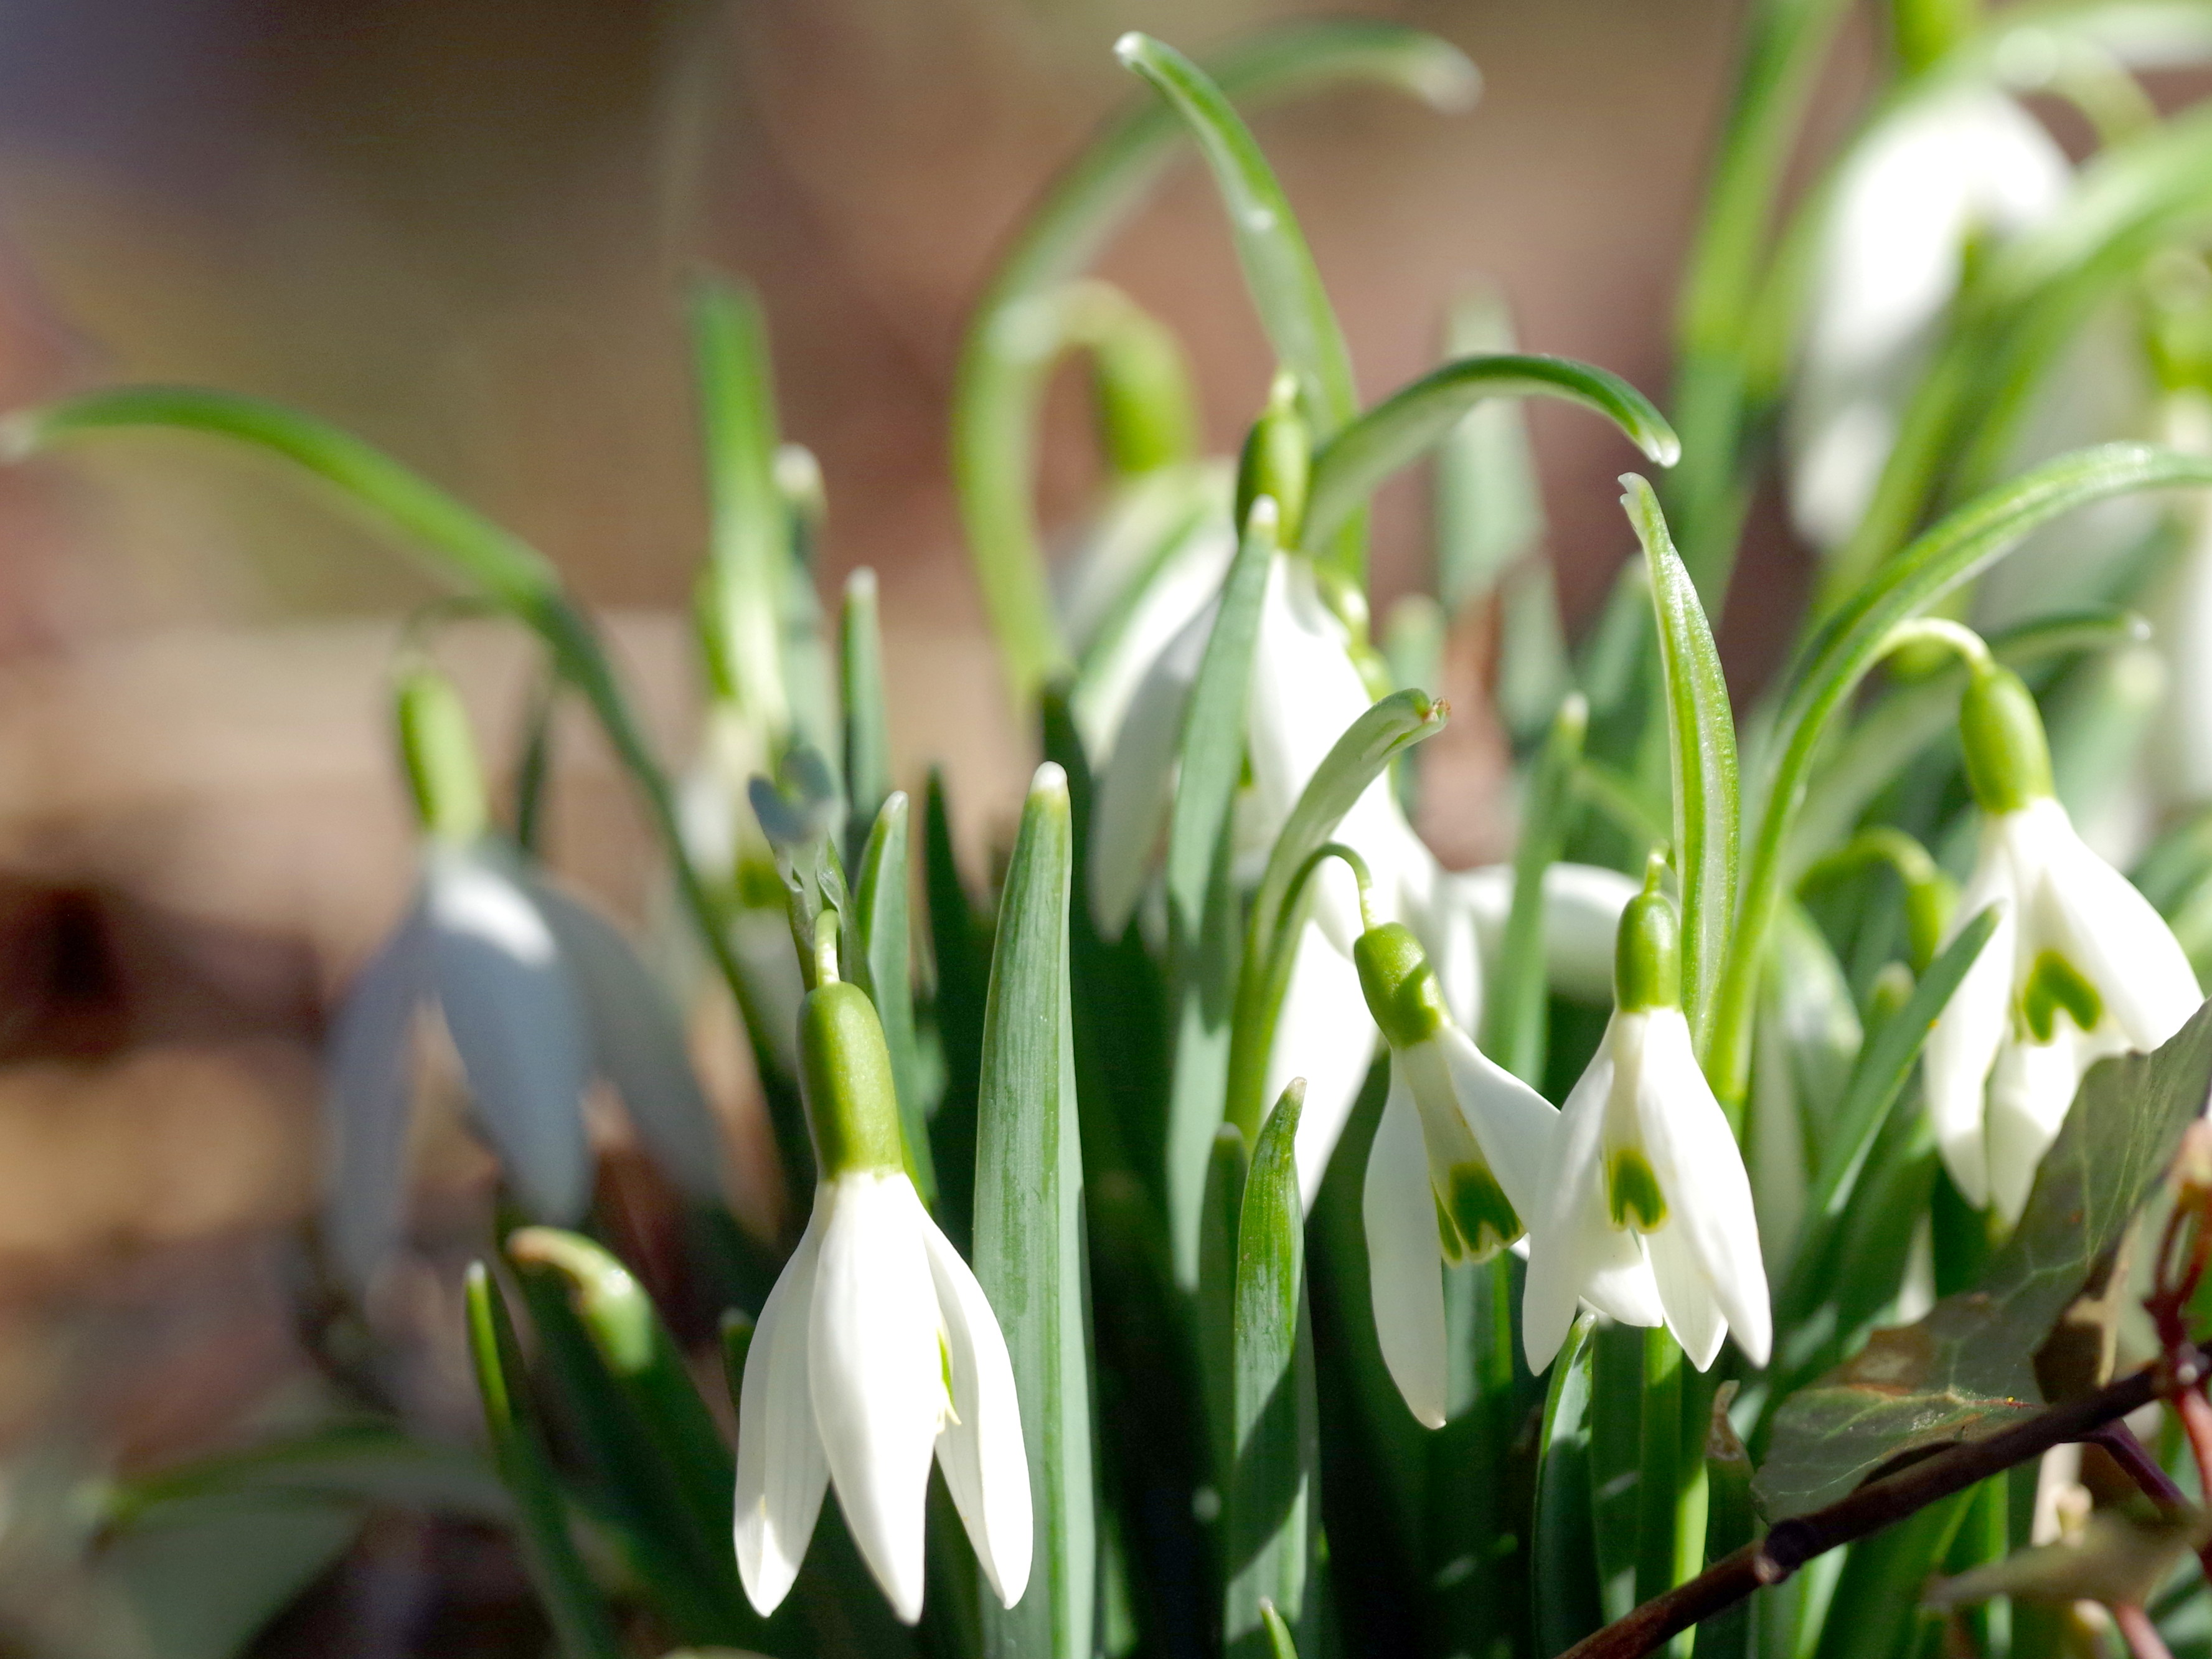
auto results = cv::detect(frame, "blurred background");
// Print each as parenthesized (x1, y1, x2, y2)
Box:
(0, 0, 1865, 1650)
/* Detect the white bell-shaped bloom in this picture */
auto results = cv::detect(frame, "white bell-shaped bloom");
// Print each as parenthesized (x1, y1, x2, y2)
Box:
(1352, 917, 1656, 1425)
(734, 979, 1031, 1624)
(1523, 878, 1770, 1374)
(1926, 667, 2201, 1221)
(1789, 87, 2068, 549)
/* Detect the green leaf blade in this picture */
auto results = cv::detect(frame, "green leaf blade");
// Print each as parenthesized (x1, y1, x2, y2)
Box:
(853, 792, 935, 1207)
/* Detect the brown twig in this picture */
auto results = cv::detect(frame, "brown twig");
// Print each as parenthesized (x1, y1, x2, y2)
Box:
(1557, 1349, 2205, 1659)
(2090, 1421, 2212, 1586)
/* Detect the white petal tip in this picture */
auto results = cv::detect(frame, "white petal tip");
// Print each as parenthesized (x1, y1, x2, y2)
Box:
(1114, 31, 1146, 63)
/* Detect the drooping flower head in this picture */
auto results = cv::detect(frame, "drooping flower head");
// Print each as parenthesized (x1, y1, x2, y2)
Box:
(1926, 658, 2203, 1222)
(1523, 862, 1770, 1373)
(733, 939, 1032, 1625)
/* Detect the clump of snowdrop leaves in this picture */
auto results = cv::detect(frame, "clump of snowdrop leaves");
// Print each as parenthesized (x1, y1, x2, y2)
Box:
(1926, 643, 2202, 1223)
(732, 917, 1031, 1624)
(1524, 859, 1769, 1374)
(323, 664, 726, 1290)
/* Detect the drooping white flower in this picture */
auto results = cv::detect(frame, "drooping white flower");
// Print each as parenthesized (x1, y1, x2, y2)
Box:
(326, 674, 725, 1290)
(1351, 915, 1657, 1425)
(1523, 874, 1770, 1374)
(734, 977, 1031, 1623)
(1789, 87, 2069, 550)
(1926, 662, 2202, 1222)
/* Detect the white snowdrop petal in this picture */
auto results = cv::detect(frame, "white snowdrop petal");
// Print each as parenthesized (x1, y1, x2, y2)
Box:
(1364, 1066, 1449, 1428)
(1923, 893, 2017, 1211)
(734, 1206, 831, 1616)
(1634, 1011, 1771, 1368)
(1642, 1224, 1728, 1373)
(1269, 922, 1381, 1208)
(2030, 805, 2203, 1049)
(528, 879, 725, 1203)
(1068, 500, 1235, 760)
(1433, 1023, 1558, 1222)
(425, 847, 593, 1223)
(920, 1206, 1034, 1609)
(809, 1175, 944, 1624)
(1450, 862, 1637, 1009)
(1522, 1049, 1615, 1372)
(325, 907, 431, 1291)
(1245, 555, 1377, 837)
(1090, 600, 1212, 938)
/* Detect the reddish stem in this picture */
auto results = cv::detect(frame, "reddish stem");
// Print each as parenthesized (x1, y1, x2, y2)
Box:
(2091, 1422, 2212, 1586)
(2173, 1386, 2212, 1508)
(2113, 1604, 2175, 1659)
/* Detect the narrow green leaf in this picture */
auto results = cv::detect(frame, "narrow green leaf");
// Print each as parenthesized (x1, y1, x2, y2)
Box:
(1485, 693, 1588, 1085)
(104, 1421, 508, 1526)
(1162, 501, 1279, 1281)
(1691, 1386, 1756, 1659)
(1199, 1123, 1251, 1493)
(974, 765, 1096, 1659)
(925, 769, 990, 1249)
(463, 1262, 624, 1659)
(1224, 689, 1450, 1140)
(1634, 1330, 1687, 1617)
(1532, 1312, 1604, 1659)
(840, 568, 893, 879)
(1225, 1080, 1317, 1659)
(953, 21, 1476, 697)
(852, 792, 935, 1208)
(1807, 1493, 1971, 1659)
(1434, 287, 1545, 612)
(1714, 442, 2212, 1105)
(1114, 34, 1365, 579)
(1304, 356, 1680, 553)
(1259, 1600, 1301, 1659)
(1624, 476, 1738, 1058)
(1587, 1322, 1647, 1624)
(690, 275, 793, 742)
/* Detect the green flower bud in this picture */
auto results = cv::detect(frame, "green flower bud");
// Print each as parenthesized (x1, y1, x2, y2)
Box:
(1090, 307, 1199, 478)
(1355, 922, 1448, 1049)
(799, 981, 906, 1178)
(395, 664, 488, 845)
(1614, 879, 1682, 1012)
(1959, 663, 2054, 815)
(1234, 371, 1309, 549)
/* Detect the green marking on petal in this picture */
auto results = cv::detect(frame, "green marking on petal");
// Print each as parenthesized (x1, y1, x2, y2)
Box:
(939, 1329, 961, 1425)
(1434, 1189, 1466, 1264)
(2021, 949, 2103, 1044)
(1606, 1148, 1668, 1232)
(1441, 1161, 1522, 1259)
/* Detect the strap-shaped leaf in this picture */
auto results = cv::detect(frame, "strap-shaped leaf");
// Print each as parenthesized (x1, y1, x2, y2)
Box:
(974, 765, 1096, 1659)
(852, 792, 935, 1207)
(463, 1262, 624, 1659)
(1198, 1123, 1250, 1491)
(1114, 34, 1368, 579)
(840, 568, 893, 879)
(1711, 442, 2212, 1104)
(953, 21, 1477, 696)
(1225, 1080, 1317, 1659)
(1483, 694, 1586, 1085)
(1304, 356, 1680, 552)
(1624, 476, 1738, 1059)
(1223, 689, 1449, 1139)
(1530, 1312, 1603, 1659)
(924, 770, 990, 1249)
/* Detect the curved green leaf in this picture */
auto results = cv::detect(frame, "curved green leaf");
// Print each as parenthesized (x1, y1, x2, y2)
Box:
(974, 765, 1096, 1659)
(1303, 355, 1680, 551)
(1711, 442, 2212, 1105)
(852, 792, 934, 1206)
(954, 21, 1477, 697)
(1625, 476, 1738, 1061)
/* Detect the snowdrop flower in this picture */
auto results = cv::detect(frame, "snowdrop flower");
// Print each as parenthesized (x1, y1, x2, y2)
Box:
(1348, 884, 1659, 1425)
(326, 668, 725, 1290)
(1789, 87, 2068, 550)
(1524, 865, 1770, 1374)
(1925, 658, 2202, 1223)
(735, 958, 1031, 1623)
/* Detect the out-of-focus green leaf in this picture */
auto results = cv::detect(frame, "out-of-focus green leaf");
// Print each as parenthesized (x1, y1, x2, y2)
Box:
(96, 1491, 364, 1659)
(1756, 998, 2212, 1518)
(1715, 443, 2212, 1107)
(463, 1262, 624, 1659)
(1499, 557, 1576, 749)
(1485, 694, 1588, 1086)
(925, 768, 991, 1250)
(1532, 1313, 1603, 1659)
(1225, 1081, 1317, 1659)
(1303, 356, 1679, 554)
(840, 569, 892, 877)
(974, 765, 1096, 1659)
(1114, 34, 1364, 579)
(1199, 1123, 1250, 1493)
(1434, 286, 1545, 612)
(952, 21, 1476, 697)
(1807, 1492, 1971, 1659)
(1224, 690, 1449, 1140)
(105, 1420, 507, 1526)
(1625, 476, 1736, 1059)
(1692, 1385, 1756, 1659)
(1749, 902, 1861, 1265)
(852, 792, 935, 1207)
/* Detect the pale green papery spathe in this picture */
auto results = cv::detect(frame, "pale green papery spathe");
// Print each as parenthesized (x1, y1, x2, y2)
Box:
(734, 981, 1033, 1625)
(1523, 884, 1771, 1374)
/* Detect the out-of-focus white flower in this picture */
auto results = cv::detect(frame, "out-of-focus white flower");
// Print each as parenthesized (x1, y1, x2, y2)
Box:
(734, 978, 1030, 1624)
(1351, 915, 1654, 1425)
(1523, 875, 1769, 1374)
(1789, 87, 2069, 550)
(327, 674, 725, 1292)
(1926, 664, 2201, 1222)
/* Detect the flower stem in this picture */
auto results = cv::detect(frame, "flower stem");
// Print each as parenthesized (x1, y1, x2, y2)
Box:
(2112, 1604, 2175, 1659)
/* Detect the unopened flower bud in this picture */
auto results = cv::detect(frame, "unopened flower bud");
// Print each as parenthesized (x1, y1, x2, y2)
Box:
(1235, 371, 1310, 549)
(395, 663, 488, 845)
